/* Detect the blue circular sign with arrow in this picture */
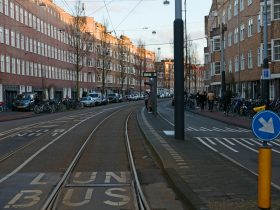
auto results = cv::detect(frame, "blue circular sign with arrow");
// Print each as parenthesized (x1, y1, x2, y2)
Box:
(252, 110, 280, 141)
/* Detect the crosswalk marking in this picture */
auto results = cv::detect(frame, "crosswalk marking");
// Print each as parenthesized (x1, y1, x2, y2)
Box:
(185, 126, 250, 132)
(194, 137, 280, 154)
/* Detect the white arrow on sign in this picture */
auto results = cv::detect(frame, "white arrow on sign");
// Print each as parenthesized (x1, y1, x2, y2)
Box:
(258, 117, 274, 134)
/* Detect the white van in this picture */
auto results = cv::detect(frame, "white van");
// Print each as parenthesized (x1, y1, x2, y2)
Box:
(88, 92, 102, 105)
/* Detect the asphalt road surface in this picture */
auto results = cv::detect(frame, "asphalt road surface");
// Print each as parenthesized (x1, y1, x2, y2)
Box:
(0, 102, 185, 210)
(158, 100, 280, 190)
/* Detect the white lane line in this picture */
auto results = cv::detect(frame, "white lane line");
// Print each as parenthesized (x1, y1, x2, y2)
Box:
(205, 137, 216, 145)
(240, 138, 255, 146)
(0, 112, 104, 184)
(195, 137, 218, 152)
(222, 137, 235, 145)
(214, 138, 238, 153)
(230, 138, 258, 153)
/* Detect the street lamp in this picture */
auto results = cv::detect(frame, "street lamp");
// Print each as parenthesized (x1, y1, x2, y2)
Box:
(164, 0, 184, 140)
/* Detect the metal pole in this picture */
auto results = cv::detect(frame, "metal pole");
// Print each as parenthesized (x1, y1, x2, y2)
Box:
(262, 0, 270, 106)
(174, 0, 184, 140)
(221, 23, 226, 97)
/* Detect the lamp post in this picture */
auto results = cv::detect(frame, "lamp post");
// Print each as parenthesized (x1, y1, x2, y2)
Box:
(174, 0, 184, 140)
(164, 0, 184, 140)
(262, 0, 270, 106)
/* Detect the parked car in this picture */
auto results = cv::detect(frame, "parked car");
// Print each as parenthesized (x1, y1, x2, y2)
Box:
(88, 93, 102, 106)
(80, 96, 95, 107)
(100, 96, 109, 105)
(13, 92, 38, 111)
(108, 93, 120, 103)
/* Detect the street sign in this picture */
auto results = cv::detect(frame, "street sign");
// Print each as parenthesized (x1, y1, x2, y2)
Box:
(143, 72, 157, 77)
(261, 68, 271, 80)
(252, 110, 280, 141)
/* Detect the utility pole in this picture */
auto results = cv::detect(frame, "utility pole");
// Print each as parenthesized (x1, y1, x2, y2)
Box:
(261, 0, 270, 106)
(221, 23, 227, 97)
(174, 0, 184, 140)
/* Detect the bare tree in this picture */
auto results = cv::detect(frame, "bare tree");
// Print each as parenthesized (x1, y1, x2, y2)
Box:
(95, 21, 112, 96)
(66, 1, 92, 99)
(134, 39, 146, 95)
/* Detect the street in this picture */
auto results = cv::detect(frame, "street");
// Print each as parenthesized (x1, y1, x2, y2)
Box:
(0, 102, 184, 210)
(158, 100, 280, 189)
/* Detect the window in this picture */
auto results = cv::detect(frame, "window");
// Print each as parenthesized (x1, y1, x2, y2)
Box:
(28, 13, 32, 27)
(248, 50, 253, 68)
(4, 0, 8, 16)
(211, 38, 221, 51)
(261, 3, 271, 25)
(234, 27, 239, 44)
(16, 59, 20, 74)
(234, 56, 239, 72)
(11, 57, 15, 74)
(25, 61, 29, 76)
(30, 62, 33, 76)
(19, 7, 23, 23)
(240, 24, 245, 41)
(258, 47, 261, 66)
(257, 13, 261, 33)
(25, 36, 29, 51)
(5, 28, 9, 45)
(228, 59, 232, 72)
(0, 54, 4, 72)
(0, 0, 3, 13)
(0, 26, 3, 43)
(21, 34, 24, 50)
(234, 0, 238, 16)
(15, 5, 19, 21)
(273, 39, 280, 61)
(16, 32, 20, 48)
(248, 18, 253, 37)
(10, 2, 14, 19)
(214, 62, 221, 74)
(274, 0, 280, 20)
(228, 32, 232, 46)
(248, 0, 252, 6)
(240, 54, 245, 70)
(10, 30, 15, 47)
(6, 55, 10, 73)
(24, 10, 28, 25)
(21, 60, 25, 75)
(240, 0, 244, 11)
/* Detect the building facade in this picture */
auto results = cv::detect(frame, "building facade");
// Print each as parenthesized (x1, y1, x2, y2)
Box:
(0, 0, 155, 108)
(204, 0, 280, 99)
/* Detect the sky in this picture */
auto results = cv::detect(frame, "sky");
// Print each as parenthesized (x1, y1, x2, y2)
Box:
(53, 0, 212, 64)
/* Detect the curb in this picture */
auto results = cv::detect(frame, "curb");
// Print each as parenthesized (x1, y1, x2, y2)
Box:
(136, 110, 208, 210)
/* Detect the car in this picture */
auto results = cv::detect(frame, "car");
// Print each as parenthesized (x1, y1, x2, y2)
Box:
(80, 96, 95, 107)
(13, 92, 38, 111)
(100, 96, 109, 105)
(108, 93, 120, 103)
(88, 93, 102, 106)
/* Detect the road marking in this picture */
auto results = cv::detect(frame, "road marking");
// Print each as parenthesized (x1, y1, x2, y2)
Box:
(213, 138, 238, 153)
(0, 112, 104, 184)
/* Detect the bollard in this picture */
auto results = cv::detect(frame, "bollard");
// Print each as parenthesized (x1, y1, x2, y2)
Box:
(258, 146, 271, 210)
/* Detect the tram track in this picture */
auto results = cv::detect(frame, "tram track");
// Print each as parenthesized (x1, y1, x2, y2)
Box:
(0, 103, 152, 210)
(39, 106, 150, 210)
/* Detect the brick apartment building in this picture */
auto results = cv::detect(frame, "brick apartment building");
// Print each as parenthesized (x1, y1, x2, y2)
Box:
(0, 0, 155, 108)
(204, 0, 280, 99)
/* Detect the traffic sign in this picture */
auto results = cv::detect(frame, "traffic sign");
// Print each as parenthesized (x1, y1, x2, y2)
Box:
(143, 72, 157, 77)
(251, 110, 280, 141)
(262, 68, 271, 80)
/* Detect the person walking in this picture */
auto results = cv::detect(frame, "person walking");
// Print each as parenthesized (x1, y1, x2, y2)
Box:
(207, 90, 215, 111)
(144, 91, 149, 111)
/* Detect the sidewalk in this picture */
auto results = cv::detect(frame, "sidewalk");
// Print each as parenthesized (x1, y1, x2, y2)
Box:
(190, 107, 251, 129)
(0, 110, 35, 122)
(137, 108, 280, 210)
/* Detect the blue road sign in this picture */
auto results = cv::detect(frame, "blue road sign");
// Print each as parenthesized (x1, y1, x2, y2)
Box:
(252, 110, 280, 141)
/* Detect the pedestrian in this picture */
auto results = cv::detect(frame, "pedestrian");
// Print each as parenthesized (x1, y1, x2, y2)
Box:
(144, 91, 149, 111)
(148, 92, 153, 113)
(223, 89, 232, 115)
(199, 92, 207, 111)
(207, 90, 215, 111)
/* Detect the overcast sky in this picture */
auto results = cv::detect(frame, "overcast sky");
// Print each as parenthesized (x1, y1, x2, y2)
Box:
(54, 0, 212, 63)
